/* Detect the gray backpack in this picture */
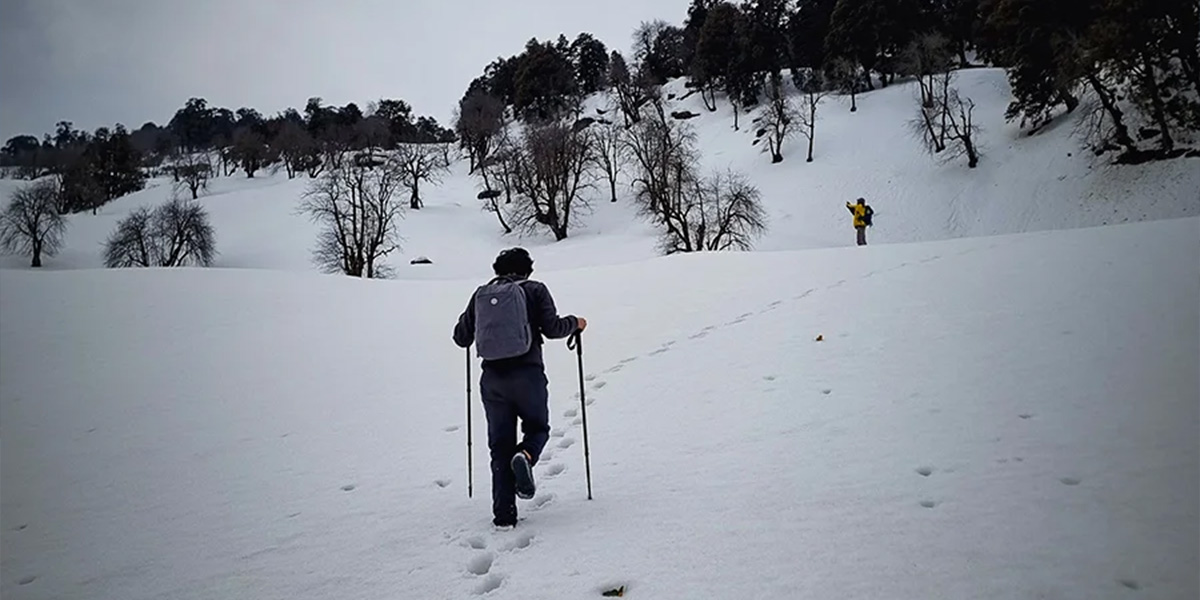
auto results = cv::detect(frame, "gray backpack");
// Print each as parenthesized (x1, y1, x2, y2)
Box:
(473, 277, 532, 360)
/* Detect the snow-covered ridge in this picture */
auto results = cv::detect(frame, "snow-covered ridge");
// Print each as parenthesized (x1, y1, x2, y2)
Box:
(1, 68, 1196, 278)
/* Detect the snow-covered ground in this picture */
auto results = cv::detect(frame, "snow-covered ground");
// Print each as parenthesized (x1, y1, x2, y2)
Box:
(1, 69, 1197, 278)
(2, 216, 1197, 600)
(2, 66, 1198, 599)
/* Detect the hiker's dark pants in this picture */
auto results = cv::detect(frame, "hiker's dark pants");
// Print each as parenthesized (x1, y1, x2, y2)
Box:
(480, 364, 550, 524)
(856, 226, 867, 246)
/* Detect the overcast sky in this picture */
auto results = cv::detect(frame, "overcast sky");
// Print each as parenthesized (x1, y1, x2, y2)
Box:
(0, 0, 689, 141)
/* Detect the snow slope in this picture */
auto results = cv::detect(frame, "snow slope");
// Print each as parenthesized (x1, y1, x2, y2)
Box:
(1, 69, 1196, 277)
(3, 216, 1197, 600)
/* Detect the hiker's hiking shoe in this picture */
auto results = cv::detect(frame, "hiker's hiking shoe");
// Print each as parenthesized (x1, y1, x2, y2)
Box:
(511, 451, 536, 500)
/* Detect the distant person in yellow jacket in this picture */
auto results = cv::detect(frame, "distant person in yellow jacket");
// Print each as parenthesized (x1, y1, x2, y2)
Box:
(846, 197, 874, 246)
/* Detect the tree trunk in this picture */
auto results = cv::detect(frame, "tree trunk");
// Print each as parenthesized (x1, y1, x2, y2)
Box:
(1138, 55, 1175, 153)
(1084, 71, 1138, 156)
(702, 85, 717, 112)
(31, 241, 42, 267)
(410, 179, 422, 210)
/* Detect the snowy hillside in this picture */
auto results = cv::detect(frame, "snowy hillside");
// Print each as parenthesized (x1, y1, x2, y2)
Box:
(1, 68, 1196, 277)
(2, 215, 1197, 600)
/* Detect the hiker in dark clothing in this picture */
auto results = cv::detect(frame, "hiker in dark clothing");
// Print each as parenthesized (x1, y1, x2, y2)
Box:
(453, 248, 586, 528)
(846, 197, 874, 246)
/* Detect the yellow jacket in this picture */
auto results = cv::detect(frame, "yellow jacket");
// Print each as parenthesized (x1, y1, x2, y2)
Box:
(846, 202, 872, 228)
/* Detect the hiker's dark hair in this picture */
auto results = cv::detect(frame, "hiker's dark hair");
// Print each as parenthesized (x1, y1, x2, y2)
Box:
(493, 247, 534, 276)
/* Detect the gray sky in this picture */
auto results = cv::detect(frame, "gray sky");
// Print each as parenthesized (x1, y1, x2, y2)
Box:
(0, 0, 688, 141)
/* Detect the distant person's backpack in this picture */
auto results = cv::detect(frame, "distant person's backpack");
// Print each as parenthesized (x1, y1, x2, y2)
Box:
(473, 277, 533, 360)
(863, 205, 874, 227)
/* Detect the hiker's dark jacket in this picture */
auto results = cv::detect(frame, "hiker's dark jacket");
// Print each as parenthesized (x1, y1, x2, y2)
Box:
(453, 277, 579, 370)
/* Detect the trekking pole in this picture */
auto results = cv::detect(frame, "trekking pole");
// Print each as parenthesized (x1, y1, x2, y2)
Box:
(466, 347, 473, 499)
(567, 331, 593, 500)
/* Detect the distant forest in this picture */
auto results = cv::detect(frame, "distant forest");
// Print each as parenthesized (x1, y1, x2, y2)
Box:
(2, 0, 1197, 217)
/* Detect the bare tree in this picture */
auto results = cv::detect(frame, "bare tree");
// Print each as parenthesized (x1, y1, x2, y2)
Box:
(944, 89, 981, 168)
(298, 158, 406, 278)
(608, 51, 645, 127)
(622, 96, 766, 254)
(395, 143, 451, 209)
(825, 56, 863, 112)
(476, 126, 520, 234)
(662, 169, 768, 254)
(0, 179, 67, 267)
(319, 124, 356, 174)
(910, 71, 982, 168)
(756, 74, 802, 164)
(172, 151, 212, 199)
(898, 33, 955, 109)
(622, 94, 699, 223)
(505, 120, 597, 241)
(273, 121, 318, 179)
(588, 112, 629, 201)
(103, 196, 216, 268)
(798, 78, 830, 163)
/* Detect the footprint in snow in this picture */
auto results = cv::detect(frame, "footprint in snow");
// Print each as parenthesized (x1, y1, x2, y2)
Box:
(571, 417, 583, 426)
(444, 425, 461, 432)
(603, 364, 624, 374)
(12, 524, 27, 531)
(1018, 414, 1034, 420)
(467, 552, 494, 576)
(689, 331, 710, 340)
(558, 437, 576, 449)
(564, 408, 578, 418)
(763, 375, 777, 382)
(531, 493, 556, 510)
(919, 500, 938, 509)
(434, 479, 452, 488)
(18, 575, 36, 586)
(550, 430, 566, 439)
(1117, 579, 1141, 590)
(915, 466, 934, 477)
(540, 450, 555, 462)
(618, 356, 638, 365)
(648, 346, 671, 356)
(341, 484, 357, 492)
(464, 535, 488, 550)
(591, 381, 607, 390)
(585, 374, 598, 382)
(473, 573, 505, 595)
(1059, 477, 1082, 486)
(542, 463, 566, 478)
(821, 389, 833, 395)
(500, 531, 535, 551)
